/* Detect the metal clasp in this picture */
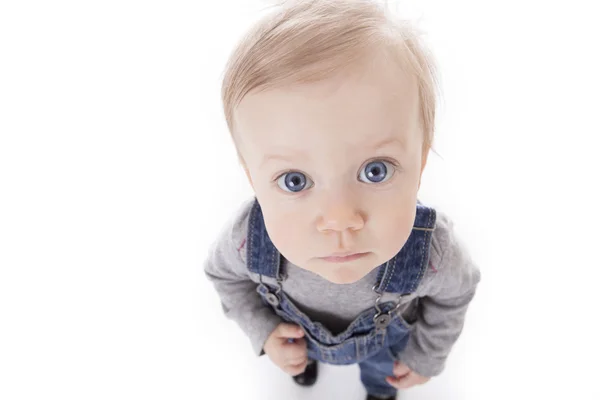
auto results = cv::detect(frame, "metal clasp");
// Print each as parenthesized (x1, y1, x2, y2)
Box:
(259, 273, 285, 308)
(372, 284, 402, 330)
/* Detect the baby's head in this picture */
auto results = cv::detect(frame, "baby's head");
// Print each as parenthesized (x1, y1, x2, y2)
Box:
(221, 0, 439, 284)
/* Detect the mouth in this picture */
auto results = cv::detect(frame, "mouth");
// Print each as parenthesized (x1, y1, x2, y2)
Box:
(319, 252, 370, 263)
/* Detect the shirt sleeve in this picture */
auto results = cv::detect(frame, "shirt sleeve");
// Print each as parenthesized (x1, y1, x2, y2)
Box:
(203, 200, 283, 356)
(397, 214, 482, 377)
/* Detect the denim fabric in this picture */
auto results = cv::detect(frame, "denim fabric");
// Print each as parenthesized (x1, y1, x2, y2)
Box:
(247, 199, 436, 397)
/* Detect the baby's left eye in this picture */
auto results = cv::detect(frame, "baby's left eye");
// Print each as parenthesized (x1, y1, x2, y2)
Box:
(358, 160, 395, 184)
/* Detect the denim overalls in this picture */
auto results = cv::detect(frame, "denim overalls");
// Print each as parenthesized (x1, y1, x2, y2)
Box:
(247, 199, 437, 398)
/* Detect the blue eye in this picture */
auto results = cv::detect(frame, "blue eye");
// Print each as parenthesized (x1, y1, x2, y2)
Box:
(358, 160, 395, 183)
(276, 171, 313, 193)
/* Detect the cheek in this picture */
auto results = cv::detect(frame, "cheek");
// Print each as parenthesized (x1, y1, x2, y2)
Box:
(371, 201, 416, 255)
(261, 206, 310, 262)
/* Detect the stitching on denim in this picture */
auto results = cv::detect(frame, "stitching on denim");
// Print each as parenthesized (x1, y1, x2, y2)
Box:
(271, 235, 281, 281)
(270, 236, 274, 278)
(248, 202, 256, 273)
(272, 243, 278, 280)
(411, 208, 432, 292)
(383, 251, 397, 292)
(414, 235, 427, 292)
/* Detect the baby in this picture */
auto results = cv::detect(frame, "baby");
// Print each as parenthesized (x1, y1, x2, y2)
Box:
(204, 0, 481, 399)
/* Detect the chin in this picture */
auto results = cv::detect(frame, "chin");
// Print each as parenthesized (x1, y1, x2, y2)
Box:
(318, 262, 376, 285)
(325, 274, 362, 285)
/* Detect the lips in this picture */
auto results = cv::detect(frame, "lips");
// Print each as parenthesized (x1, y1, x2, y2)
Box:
(319, 252, 369, 263)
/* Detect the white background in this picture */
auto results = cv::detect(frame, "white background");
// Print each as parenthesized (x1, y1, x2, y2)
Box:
(1, 0, 599, 399)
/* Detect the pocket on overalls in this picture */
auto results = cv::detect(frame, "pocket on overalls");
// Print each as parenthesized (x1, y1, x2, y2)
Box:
(396, 299, 419, 330)
(386, 300, 419, 360)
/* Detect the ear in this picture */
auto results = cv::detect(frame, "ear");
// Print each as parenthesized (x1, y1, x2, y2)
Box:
(243, 165, 254, 189)
(238, 152, 254, 189)
(418, 146, 429, 190)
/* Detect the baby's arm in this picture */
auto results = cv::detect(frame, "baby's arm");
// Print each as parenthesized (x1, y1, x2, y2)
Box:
(398, 214, 482, 378)
(203, 201, 283, 356)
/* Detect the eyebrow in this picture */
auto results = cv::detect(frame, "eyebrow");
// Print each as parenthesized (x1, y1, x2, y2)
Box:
(370, 136, 406, 151)
(259, 136, 406, 168)
(260, 152, 307, 169)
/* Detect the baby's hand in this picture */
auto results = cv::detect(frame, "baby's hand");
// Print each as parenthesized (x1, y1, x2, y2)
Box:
(385, 361, 431, 389)
(263, 322, 308, 376)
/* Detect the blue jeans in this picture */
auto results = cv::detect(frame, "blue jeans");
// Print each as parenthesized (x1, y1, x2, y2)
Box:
(258, 283, 412, 398)
(248, 198, 436, 397)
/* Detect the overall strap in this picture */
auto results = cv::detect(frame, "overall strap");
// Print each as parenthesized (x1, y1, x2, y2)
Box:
(246, 199, 281, 278)
(373, 202, 437, 295)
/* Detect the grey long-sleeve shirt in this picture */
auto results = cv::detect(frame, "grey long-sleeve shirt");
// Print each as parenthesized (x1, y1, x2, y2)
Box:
(203, 198, 481, 377)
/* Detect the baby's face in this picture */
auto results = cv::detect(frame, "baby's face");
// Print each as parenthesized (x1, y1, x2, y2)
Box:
(234, 59, 427, 284)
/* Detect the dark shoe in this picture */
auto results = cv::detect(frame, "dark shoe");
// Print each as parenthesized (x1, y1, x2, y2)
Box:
(365, 395, 396, 400)
(292, 360, 318, 386)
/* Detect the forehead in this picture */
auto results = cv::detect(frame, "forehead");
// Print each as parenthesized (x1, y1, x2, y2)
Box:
(233, 59, 420, 157)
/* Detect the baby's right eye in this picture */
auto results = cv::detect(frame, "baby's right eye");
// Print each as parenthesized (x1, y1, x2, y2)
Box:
(276, 171, 314, 193)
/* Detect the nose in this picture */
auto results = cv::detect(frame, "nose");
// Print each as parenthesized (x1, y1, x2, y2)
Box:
(316, 197, 365, 233)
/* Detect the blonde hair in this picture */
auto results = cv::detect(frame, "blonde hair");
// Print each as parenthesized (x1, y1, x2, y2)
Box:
(221, 0, 440, 153)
